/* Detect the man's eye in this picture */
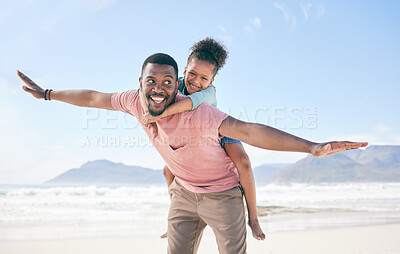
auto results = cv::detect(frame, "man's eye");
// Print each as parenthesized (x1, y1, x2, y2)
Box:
(189, 72, 195, 76)
(148, 80, 154, 83)
(164, 80, 171, 85)
(202, 77, 208, 81)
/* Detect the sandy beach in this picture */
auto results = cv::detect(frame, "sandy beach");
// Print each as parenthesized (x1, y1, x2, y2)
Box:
(2, 183, 400, 253)
(1, 223, 399, 254)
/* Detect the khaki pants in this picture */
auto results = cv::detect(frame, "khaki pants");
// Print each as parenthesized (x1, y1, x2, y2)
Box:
(167, 178, 247, 254)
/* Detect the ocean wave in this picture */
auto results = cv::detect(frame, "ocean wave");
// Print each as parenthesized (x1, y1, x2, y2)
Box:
(2, 185, 168, 198)
(1, 183, 399, 224)
(1, 183, 400, 241)
(255, 182, 400, 211)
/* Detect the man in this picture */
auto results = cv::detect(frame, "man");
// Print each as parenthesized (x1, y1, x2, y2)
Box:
(18, 53, 367, 254)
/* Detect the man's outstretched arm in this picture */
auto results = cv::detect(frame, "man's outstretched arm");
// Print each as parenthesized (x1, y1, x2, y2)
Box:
(17, 70, 114, 110)
(218, 116, 368, 158)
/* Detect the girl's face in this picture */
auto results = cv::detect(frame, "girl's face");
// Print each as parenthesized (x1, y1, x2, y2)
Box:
(183, 59, 215, 94)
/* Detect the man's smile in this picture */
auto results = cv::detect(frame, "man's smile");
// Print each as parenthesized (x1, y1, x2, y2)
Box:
(149, 95, 166, 104)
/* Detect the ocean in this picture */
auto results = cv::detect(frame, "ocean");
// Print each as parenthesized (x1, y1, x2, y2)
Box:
(1, 183, 400, 241)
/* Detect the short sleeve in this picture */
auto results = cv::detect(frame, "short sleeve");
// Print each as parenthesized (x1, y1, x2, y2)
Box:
(111, 90, 138, 116)
(187, 85, 217, 110)
(191, 103, 229, 137)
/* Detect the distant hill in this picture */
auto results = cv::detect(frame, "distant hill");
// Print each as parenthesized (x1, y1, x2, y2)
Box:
(274, 145, 400, 183)
(346, 145, 400, 169)
(45, 145, 400, 185)
(253, 164, 290, 185)
(45, 160, 165, 185)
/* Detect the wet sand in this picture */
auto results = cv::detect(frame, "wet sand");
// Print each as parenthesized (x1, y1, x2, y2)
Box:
(1, 223, 399, 254)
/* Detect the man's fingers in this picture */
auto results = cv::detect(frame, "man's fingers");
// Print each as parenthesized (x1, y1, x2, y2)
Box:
(358, 142, 368, 147)
(314, 141, 368, 158)
(328, 141, 368, 155)
(22, 85, 32, 92)
(343, 142, 368, 150)
(332, 141, 366, 150)
(17, 70, 37, 88)
(17, 70, 29, 82)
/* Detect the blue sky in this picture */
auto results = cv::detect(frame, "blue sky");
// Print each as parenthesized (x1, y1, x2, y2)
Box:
(1, 0, 399, 184)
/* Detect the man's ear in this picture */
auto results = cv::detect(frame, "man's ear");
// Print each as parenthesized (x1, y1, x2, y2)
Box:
(139, 77, 142, 91)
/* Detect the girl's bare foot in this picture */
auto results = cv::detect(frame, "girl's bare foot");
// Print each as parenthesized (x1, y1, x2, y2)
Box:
(248, 218, 266, 240)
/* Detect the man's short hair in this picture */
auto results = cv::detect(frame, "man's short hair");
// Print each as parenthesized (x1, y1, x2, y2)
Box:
(141, 53, 179, 79)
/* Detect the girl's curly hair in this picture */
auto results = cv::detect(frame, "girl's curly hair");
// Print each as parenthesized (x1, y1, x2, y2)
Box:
(188, 37, 228, 76)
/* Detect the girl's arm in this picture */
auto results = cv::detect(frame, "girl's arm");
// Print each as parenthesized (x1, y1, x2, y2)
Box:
(186, 85, 217, 110)
(141, 85, 216, 125)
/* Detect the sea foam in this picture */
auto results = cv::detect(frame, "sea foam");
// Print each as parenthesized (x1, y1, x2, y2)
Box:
(1, 183, 400, 240)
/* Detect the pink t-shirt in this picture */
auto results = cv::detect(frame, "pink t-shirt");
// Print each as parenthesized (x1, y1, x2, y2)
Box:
(111, 90, 239, 193)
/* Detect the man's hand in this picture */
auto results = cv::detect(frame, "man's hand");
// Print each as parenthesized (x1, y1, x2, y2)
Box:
(311, 141, 368, 158)
(17, 70, 45, 99)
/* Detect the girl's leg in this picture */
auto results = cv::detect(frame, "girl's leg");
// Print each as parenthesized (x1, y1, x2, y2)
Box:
(224, 142, 266, 240)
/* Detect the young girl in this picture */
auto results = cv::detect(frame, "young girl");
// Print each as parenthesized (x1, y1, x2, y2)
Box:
(141, 38, 265, 240)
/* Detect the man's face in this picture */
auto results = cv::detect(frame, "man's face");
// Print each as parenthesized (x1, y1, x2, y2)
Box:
(139, 63, 179, 116)
(183, 59, 215, 94)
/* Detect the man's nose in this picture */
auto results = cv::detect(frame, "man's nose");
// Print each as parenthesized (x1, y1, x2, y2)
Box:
(153, 82, 164, 92)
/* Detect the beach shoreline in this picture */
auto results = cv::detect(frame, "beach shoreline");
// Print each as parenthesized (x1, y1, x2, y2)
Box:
(1, 223, 399, 254)
(2, 183, 399, 253)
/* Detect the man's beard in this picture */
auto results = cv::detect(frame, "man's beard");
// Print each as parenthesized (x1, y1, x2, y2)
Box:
(148, 105, 165, 116)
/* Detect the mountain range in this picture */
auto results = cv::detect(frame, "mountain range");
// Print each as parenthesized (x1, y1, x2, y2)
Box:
(46, 145, 400, 185)
(45, 160, 165, 185)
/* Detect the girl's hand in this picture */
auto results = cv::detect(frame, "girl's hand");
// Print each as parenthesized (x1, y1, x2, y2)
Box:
(141, 112, 162, 126)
